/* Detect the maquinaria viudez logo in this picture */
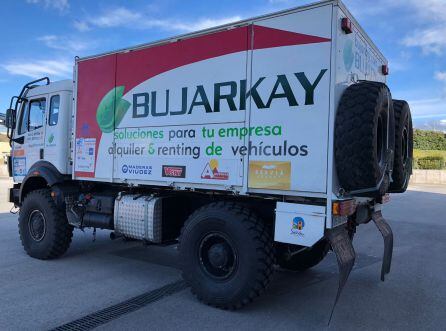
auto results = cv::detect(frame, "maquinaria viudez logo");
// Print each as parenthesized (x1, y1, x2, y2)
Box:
(96, 86, 131, 133)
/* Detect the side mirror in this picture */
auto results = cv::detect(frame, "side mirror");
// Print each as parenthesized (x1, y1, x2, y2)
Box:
(5, 108, 16, 129)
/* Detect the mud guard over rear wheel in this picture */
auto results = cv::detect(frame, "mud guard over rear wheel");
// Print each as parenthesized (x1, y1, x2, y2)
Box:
(326, 209, 394, 322)
(372, 210, 393, 281)
(325, 226, 355, 323)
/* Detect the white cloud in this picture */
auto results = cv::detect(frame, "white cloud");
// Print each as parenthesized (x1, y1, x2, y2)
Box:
(268, 0, 292, 4)
(89, 7, 139, 28)
(38, 35, 90, 53)
(26, 0, 69, 13)
(435, 71, 446, 82)
(434, 71, 446, 97)
(2, 59, 72, 79)
(79, 7, 242, 33)
(403, 25, 446, 55)
(399, 0, 446, 55)
(168, 16, 243, 32)
(344, 0, 446, 55)
(405, 0, 446, 22)
(73, 20, 90, 32)
(408, 98, 446, 119)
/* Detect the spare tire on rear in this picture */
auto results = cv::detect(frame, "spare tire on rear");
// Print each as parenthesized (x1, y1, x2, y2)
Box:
(389, 100, 413, 193)
(335, 81, 395, 197)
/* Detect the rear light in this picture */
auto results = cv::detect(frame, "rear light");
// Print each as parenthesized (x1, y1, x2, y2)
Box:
(341, 17, 352, 34)
(382, 64, 389, 75)
(333, 199, 356, 216)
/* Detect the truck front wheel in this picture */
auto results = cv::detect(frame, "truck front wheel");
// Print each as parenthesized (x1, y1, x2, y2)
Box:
(19, 189, 73, 260)
(179, 202, 275, 309)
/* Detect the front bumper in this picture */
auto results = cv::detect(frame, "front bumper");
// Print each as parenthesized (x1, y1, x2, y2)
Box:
(9, 186, 19, 205)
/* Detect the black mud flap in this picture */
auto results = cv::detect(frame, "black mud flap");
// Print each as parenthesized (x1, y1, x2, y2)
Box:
(372, 210, 393, 281)
(326, 227, 355, 324)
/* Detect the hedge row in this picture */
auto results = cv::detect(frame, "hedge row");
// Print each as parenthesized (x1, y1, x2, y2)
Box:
(413, 156, 446, 170)
(413, 129, 446, 150)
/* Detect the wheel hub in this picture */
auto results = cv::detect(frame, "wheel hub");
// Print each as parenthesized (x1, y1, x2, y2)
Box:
(199, 233, 237, 280)
(28, 210, 46, 242)
(208, 243, 229, 268)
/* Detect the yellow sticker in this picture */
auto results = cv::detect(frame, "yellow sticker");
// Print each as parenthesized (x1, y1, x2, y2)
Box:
(249, 161, 291, 190)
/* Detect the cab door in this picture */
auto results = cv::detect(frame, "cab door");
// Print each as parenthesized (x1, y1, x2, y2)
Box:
(43, 91, 71, 174)
(12, 95, 47, 182)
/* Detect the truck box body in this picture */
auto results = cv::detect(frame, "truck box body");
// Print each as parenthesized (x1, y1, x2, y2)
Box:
(73, 0, 387, 203)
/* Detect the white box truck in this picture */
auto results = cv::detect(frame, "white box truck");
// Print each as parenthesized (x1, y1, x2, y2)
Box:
(4, 0, 413, 313)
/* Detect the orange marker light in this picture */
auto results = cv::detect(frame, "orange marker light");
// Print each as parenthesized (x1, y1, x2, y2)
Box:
(333, 200, 356, 216)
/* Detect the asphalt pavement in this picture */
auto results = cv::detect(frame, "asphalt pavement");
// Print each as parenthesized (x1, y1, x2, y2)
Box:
(0, 178, 445, 331)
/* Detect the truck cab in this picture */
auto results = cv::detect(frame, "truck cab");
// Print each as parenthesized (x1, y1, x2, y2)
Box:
(7, 79, 72, 185)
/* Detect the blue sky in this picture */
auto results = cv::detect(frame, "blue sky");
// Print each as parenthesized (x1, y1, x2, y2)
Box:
(0, 0, 445, 130)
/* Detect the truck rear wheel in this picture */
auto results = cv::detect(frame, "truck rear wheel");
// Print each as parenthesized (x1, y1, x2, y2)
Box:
(335, 81, 395, 196)
(179, 202, 275, 309)
(389, 100, 413, 193)
(19, 189, 73, 260)
(277, 239, 330, 271)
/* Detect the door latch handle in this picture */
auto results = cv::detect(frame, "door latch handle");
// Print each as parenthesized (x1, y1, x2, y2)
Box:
(40, 148, 44, 159)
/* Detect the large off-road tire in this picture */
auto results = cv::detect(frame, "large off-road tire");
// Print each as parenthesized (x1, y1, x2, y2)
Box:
(277, 239, 330, 271)
(335, 81, 395, 196)
(389, 100, 413, 193)
(179, 202, 275, 310)
(19, 189, 73, 260)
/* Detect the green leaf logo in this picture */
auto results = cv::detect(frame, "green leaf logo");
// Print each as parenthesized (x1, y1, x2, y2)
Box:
(96, 86, 131, 133)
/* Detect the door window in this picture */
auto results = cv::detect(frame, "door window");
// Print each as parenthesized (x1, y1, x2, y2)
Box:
(18, 101, 28, 135)
(49, 95, 60, 126)
(26, 98, 46, 132)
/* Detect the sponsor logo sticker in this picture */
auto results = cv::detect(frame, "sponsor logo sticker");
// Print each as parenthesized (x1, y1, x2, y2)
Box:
(12, 157, 26, 177)
(201, 159, 229, 180)
(290, 216, 305, 236)
(121, 164, 152, 175)
(162, 165, 186, 178)
(248, 161, 291, 190)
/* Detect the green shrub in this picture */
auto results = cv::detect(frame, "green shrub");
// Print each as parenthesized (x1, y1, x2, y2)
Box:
(415, 156, 445, 170)
(413, 129, 446, 150)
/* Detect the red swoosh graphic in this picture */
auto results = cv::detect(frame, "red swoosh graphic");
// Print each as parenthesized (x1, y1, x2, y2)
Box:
(75, 25, 330, 178)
